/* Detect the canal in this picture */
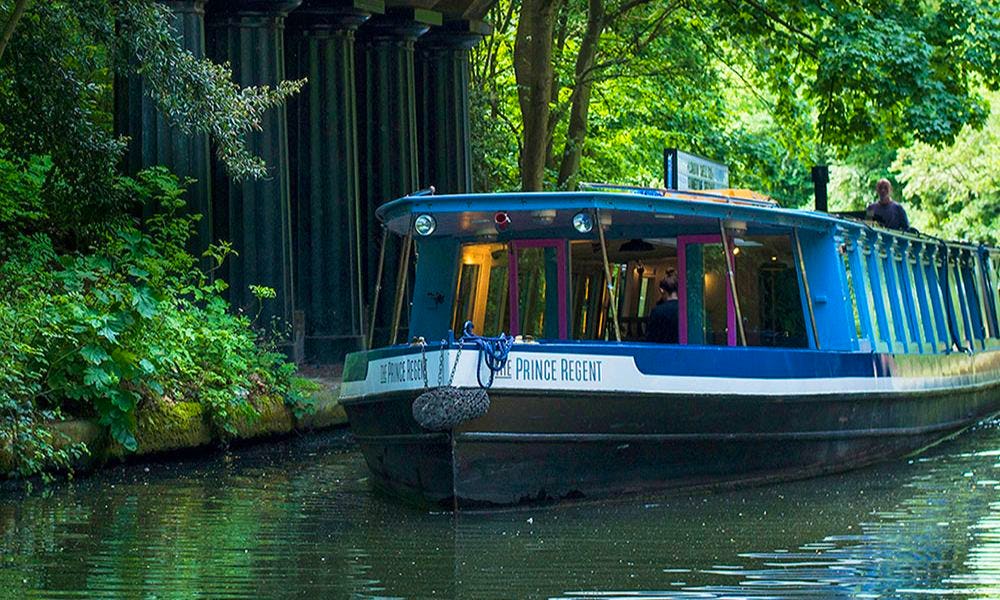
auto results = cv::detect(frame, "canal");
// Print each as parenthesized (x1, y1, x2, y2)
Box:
(4, 421, 1000, 599)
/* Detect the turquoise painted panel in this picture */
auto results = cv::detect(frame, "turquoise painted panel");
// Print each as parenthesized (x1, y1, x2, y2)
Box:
(410, 238, 459, 340)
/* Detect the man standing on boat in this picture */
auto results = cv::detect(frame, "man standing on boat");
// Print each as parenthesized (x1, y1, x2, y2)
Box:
(867, 178, 910, 231)
(647, 269, 680, 344)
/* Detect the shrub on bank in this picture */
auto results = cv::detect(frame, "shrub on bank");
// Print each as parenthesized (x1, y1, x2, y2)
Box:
(0, 159, 307, 479)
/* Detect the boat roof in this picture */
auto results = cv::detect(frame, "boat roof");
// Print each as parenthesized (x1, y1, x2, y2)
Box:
(376, 186, 995, 254)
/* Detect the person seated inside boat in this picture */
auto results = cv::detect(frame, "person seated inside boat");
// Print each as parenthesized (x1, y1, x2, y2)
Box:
(646, 269, 679, 344)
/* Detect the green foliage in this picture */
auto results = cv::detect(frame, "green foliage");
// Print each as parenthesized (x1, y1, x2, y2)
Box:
(470, 0, 822, 205)
(0, 162, 302, 474)
(114, 0, 305, 180)
(0, 0, 303, 240)
(472, 0, 999, 216)
(892, 91, 1000, 244)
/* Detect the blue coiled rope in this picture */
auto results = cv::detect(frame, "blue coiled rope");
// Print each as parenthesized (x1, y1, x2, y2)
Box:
(461, 321, 514, 388)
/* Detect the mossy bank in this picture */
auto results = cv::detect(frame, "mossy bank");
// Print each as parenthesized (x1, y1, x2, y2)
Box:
(0, 384, 347, 478)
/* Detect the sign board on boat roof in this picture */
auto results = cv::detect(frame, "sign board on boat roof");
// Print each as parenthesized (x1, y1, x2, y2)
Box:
(664, 148, 729, 191)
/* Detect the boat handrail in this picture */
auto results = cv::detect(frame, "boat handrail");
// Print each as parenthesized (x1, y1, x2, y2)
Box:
(577, 182, 780, 208)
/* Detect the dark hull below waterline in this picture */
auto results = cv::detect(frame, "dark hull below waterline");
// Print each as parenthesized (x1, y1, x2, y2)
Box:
(344, 385, 1000, 510)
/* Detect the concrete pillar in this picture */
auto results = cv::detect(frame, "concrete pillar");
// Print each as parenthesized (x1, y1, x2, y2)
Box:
(206, 0, 301, 333)
(356, 7, 441, 346)
(286, 0, 383, 363)
(415, 20, 489, 194)
(115, 0, 213, 259)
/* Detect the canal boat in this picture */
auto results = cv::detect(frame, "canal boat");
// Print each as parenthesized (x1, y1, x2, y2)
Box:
(340, 185, 1000, 509)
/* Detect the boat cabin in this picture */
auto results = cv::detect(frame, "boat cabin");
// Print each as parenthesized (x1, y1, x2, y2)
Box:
(375, 186, 1000, 356)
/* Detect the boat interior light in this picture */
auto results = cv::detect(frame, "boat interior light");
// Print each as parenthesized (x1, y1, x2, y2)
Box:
(724, 219, 748, 233)
(572, 211, 594, 233)
(414, 214, 436, 236)
(533, 209, 557, 223)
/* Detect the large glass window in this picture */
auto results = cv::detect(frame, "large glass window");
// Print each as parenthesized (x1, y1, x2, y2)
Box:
(884, 250, 911, 350)
(925, 255, 950, 348)
(452, 241, 567, 339)
(571, 239, 676, 341)
(988, 255, 1000, 340)
(897, 251, 927, 351)
(910, 249, 938, 350)
(734, 236, 807, 348)
(567, 234, 805, 347)
(864, 247, 891, 351)
(946, 257, 972, 348)
(514, 246, 550, 338)
(961, 255, 987, 344)
(841, 250, 863, 342)
(868, 249, 902, 350)
(855, 244, 884, 351)
(978, 254, 998, 340)
(452, 243, 509, 336)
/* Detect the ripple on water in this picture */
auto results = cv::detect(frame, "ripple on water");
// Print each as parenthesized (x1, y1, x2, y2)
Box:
(5, 424, 1000, 598)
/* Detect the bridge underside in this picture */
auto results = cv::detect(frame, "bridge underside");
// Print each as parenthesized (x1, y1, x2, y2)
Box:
(115, 0, 493, 363)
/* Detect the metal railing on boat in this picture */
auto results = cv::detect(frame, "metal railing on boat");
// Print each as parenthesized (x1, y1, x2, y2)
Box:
(578, 182, 780, 208)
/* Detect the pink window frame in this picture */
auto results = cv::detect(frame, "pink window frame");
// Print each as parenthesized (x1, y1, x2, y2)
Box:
(508, 239, 568, 339)
(677, 234, 737, 346)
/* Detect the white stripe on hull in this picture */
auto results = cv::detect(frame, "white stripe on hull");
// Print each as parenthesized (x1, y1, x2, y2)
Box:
(340, 349, 1000, 400)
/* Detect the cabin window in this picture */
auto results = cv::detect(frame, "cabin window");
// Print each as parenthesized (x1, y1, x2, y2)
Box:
(962, 255, 987, 344)
(846, 240, 879, 351)
(896, 249, 927, 352)
(925, 254, 951, 349)
(570, 239, 676, 341)
(733, 236, 807, 347)
(986, 254, 1000, 339)
(840, 250, 864, 342)
(944, 256, 973, 348)
(887, 249, 914, 350)
(978, 254, 997, 339)
(452, 243, 509, 336)
(861, 246, 889, 351)
(567, 235, 806, 347)
(872, 248, 903, 351)
(910, 248, 939, 350)
(451, 241, 567, 340)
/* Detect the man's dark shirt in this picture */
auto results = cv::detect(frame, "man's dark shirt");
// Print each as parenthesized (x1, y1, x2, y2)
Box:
(867, 200, 910, 231)
(647, 298, 679, 343)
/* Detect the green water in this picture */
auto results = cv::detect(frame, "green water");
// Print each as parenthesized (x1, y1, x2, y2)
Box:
(4, 422, 1000, 599)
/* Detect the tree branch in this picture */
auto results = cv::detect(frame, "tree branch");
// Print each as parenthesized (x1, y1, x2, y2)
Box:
(738, 0, 817, 44)
(0, 0, 30, 63)
(718, 0, 818, 59)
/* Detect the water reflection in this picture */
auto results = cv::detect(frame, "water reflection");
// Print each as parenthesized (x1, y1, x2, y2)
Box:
(2, 421, 1000, 599)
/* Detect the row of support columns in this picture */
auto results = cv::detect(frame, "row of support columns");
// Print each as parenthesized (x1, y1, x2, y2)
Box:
(115, 0, 488, 363)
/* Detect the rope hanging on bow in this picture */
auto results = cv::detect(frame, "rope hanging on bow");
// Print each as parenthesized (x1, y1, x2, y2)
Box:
(411, 323, 515, 431)
(460, 321, 515, 389)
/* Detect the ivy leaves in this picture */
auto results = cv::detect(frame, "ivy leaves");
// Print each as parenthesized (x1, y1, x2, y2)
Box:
(1, 165, 303, 472)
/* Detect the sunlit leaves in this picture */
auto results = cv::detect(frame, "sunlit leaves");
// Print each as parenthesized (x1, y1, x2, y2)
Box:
(893, 90, 1000, 243)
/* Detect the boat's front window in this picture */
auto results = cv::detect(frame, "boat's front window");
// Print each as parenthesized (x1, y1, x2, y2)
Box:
(452, 241, 567, 338)
(451, 233, 807, 347)
(452, 243, 509, 336)
(569, 234, 807, 347)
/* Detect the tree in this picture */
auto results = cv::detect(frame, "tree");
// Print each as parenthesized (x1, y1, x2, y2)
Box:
(0, 0, 302, 239)
(893, 91, 1000, 244)
(514, 0, 563, 191)
(491, 0, 1000, 195)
